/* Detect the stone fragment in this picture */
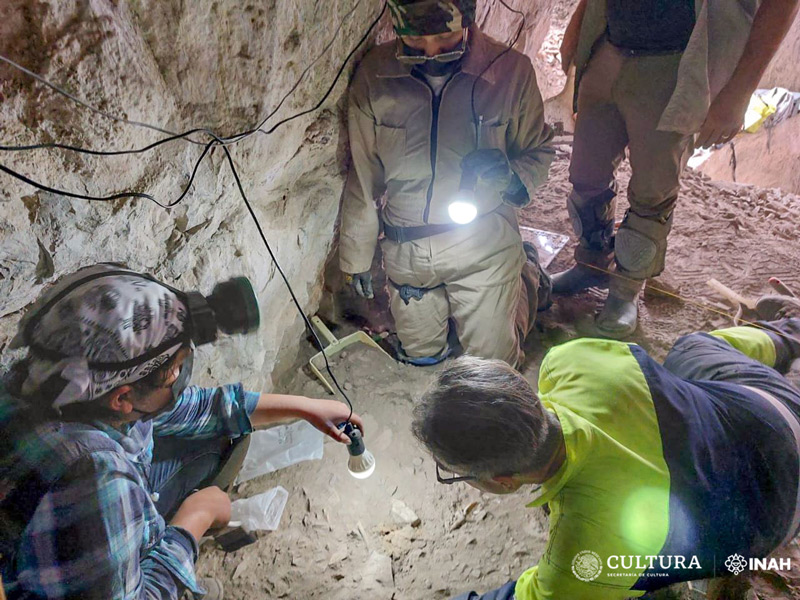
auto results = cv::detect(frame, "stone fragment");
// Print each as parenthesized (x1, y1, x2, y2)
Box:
(391, 499, 421, 527)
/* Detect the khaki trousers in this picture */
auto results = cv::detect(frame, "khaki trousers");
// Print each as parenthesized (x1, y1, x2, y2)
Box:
(381, 208, 538, 367)
(569, 38, 694, 294)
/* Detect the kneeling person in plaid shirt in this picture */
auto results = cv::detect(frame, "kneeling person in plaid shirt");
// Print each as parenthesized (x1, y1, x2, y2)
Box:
(0, 264, 362, 599)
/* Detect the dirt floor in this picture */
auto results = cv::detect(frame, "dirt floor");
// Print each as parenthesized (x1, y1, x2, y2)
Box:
(197, 5, 800, 598)
(197, 149, 800, 600)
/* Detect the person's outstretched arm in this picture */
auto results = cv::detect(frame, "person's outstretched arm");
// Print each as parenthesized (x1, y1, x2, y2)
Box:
(155, 383, 363, 445)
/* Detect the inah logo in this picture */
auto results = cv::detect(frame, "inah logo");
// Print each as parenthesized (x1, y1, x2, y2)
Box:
(572, 550, 603, 582)
(725, 554, 748, 575)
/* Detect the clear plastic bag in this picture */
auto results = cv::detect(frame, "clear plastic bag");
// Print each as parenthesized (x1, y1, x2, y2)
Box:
(236, 420, 323, 484)
(229, 486, 289, 532)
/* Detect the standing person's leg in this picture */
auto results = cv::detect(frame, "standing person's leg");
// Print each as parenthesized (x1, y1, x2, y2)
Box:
(382, 238, 451, 363)
(600, 50, 692, 337)
(553, 39, 629, 295)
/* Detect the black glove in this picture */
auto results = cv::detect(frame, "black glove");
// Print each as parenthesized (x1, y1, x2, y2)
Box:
(345, 271, 374, 299)
(461, 149, 530, 207)
(502, 172, 530, 208)
(460, 148, 514, 193)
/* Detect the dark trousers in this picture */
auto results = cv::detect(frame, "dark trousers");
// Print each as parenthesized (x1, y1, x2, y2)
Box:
(451, 581, 517, 600)
(149, 434, 250, 519)
(663, 320, 800, 420)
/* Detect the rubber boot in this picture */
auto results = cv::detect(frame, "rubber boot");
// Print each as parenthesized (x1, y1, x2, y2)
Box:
(552, 246, 613, 295)
(552, 264, 611, 295)
(595, 277, 641, 339)
(754, 294, 800, 370)
(755, 294, 800, 320)
(555, 188, 617, 295)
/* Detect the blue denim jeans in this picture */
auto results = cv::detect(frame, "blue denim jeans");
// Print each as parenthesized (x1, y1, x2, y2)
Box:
(451, 581, 516, 600)
(149, 436, 233, 518)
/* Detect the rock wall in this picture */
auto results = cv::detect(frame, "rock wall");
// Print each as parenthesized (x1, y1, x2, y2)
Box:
(698, 12, 800, 195)
(0, 0, 554, 390)
(697, 116, 800, 194)
(760, 12, 800, 92)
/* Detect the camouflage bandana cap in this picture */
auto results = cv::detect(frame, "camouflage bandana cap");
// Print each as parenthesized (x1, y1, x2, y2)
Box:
(9, 263, 188, 410)
(388, 0, 476, 36)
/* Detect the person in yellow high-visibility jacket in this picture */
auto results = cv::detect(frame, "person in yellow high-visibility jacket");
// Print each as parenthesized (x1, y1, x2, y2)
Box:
(413, 296, 800, 600)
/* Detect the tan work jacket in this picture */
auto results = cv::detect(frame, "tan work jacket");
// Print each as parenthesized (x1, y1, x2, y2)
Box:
(340, 28, 555, 274)
(574, 0, 762, 135)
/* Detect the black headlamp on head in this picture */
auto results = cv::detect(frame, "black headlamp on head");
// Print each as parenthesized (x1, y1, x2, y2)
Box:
(182, 277, 261, 346)
(22, 267, 261, 371)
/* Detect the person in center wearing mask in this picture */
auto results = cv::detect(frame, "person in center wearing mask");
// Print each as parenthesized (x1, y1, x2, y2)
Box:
(340, 0, 555, 368)
(0, 264, 364, 600)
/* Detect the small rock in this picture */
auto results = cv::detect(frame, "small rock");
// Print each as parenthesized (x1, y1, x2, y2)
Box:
(343, 381, 353, 391)
(362, 551, 394, 589)
(391, 499, 421, 527)
(340, 351, 349, 359)
(232, 559, 249, 580)
(329, 548, 349, 566)
(412, 457, 423, 467)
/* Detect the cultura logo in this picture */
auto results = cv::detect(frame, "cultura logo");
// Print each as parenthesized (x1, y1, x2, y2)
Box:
(725, 554, 748, 575)
(571, 550, 603, 582)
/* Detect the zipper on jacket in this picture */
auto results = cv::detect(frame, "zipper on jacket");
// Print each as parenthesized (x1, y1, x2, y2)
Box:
(421, 76, 454, 224)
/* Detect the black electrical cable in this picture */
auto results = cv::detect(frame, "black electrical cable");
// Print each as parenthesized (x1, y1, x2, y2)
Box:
(259, 2, 387, 136)
(0, 0, 377, 157)
(220, 144, 355, 421)
(470, 0, 526, 147)
(0, 139, 215, 207)
(0, 2, 387, 211)
(0, 53, 205, 145)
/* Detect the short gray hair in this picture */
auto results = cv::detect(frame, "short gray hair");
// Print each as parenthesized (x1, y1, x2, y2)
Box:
(412, 355, 556, 479)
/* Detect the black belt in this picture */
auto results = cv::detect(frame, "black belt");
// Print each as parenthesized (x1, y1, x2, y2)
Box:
(383, 222, 463, 243)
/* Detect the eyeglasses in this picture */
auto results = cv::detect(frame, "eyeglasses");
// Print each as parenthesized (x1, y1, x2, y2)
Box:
(435, 461, 478, 485)
(396, 29, 469, 65)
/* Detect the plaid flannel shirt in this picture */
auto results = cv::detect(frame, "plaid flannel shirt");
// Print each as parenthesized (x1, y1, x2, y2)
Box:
(1, 383, 260, 600)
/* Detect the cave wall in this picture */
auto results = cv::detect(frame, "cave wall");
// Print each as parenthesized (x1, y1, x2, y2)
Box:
(697, 116, 800, 194)
(759, 12, 800, 92)
(697, 13, 800, 195)
(0, 0, 554, 390)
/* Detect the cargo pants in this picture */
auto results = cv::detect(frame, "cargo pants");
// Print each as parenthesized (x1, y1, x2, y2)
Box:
(569, 38, 694, 296)
(381, 207, 540, 368)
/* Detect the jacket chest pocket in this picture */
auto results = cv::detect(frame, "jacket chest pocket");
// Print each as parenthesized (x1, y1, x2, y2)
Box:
(375, 124, 409, 181)
(479, 118, 510, 154)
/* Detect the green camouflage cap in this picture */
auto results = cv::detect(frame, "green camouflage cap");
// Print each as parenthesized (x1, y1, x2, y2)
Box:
(388, 0, 476, 36)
